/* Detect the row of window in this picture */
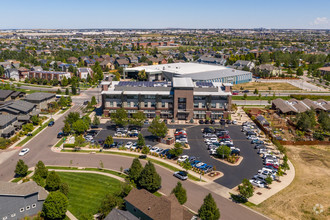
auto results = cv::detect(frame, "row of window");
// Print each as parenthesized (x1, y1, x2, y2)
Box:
(2, 204, 36, 220)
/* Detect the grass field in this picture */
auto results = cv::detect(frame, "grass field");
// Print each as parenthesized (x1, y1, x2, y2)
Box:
(57, 172, 122, 219)
(252, 145, 329, 220)
(233, 82, 301, 91)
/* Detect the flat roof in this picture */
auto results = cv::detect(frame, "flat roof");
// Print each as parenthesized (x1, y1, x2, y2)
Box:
(126, 63, 228, 75)
(172, 77, 194, 88)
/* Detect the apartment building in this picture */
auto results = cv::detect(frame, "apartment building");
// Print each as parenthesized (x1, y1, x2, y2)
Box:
(28, 71, 71, 81)
(101, 77, 232, 120)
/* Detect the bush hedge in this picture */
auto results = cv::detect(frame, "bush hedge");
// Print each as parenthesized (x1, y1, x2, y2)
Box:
(290, 94, 330, 101)
(63, 143, 75, 148)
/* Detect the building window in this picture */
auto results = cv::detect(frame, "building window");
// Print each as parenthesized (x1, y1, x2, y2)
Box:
(211, 103, 216, 108)
(127, 102, 131, 107)
(109, 101, 113, 107)
(10, 214, 16, 218)
(20, 208, 24, 212)
(162, 102, 166, 108)
(26, 206, 30, 210)
(32, 204, 36, 208)
(151, 102, 156, 107)
(194, 102, 198, 108)
(144, 102, 148, 108)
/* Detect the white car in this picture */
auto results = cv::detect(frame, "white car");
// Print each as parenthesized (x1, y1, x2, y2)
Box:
(131, 142, 138, 150)
(232, 120, 237, 124)
(209, 149, 217, 155)
(19, 148, 30, 156)
(156, 148, 164, 154)
(178, 155, 189, 162)
(150, 147, 159, 153)
(114, 132, 122, 137)
(249, 179, 265, 188)
(125, 142, 133, 149)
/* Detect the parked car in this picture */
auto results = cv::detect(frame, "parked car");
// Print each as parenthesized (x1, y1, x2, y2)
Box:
(243, 90, 249, 93)
(178, 155, 189, 162)
(220, 119, 226, 125)
(131, 142, 138, 150)
(188, 156, 196, 163)
(210, 120, 215, 124)
(232, 92, 239, 95)
(123, 168, 130, 175)
(125, 142, 133, 149)
(232, 120, 237, 124)
(150, 147, 159, 153)
(48, 121, 55, 127)
(173, 171, 188, 180)
(249, 179, 265, 188)
(144, 120, 149, 125)
(57, 132, 63, 138)
(19, 148, 30, 156)
(199, 120, 204, 124)
(251, 139, 264, 144)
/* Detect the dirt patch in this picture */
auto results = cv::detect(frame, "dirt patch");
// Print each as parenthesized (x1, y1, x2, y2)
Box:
(233, 82, 301, 91)
(252, 145, 330, 220)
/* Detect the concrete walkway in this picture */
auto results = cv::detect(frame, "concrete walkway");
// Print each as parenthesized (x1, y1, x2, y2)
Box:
(66, 211, 78, 220)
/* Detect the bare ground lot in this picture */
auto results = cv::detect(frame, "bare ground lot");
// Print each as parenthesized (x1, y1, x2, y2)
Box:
(252, 145, 329, 220)
(233, 82, 301, 91)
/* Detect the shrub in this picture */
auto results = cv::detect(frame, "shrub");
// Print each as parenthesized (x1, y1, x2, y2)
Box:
(63, 143, 75, 148)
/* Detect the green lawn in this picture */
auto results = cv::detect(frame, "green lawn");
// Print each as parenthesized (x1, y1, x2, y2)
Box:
(57, 172, 122, 219)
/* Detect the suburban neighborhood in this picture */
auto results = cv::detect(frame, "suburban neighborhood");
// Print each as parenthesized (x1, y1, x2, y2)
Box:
(0, 1, 329, 220)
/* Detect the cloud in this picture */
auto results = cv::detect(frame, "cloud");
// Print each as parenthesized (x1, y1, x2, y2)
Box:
(311, 17, 329, 25)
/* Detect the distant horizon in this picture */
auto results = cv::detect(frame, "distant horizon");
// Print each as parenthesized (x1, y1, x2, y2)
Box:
(0, 0, 329, 29)
(1, 28, 330, 31)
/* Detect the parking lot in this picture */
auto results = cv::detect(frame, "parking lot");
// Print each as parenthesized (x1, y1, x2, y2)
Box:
(90, 121, 265, 189)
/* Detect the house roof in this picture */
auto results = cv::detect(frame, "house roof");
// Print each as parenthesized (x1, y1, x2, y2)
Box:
(0, 90, 15, 100)
(0, 100, 36, 114)
(0, 114, 17, 127)
(0, 181, 48, 200)
(116, 59, 130, 65)
(25, 92, 55, 102)
(105, 209, 139, 220)
(124, 188, 194, 220)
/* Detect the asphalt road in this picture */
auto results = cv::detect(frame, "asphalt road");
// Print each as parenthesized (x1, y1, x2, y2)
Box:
(0, 88, 269, 220)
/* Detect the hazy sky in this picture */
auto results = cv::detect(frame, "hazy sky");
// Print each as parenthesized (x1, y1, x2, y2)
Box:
(1, 0, 329, 29)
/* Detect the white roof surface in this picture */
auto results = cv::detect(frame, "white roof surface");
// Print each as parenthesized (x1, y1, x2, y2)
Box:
(172, 77, 194, 88)
(125, 63, 228, 75)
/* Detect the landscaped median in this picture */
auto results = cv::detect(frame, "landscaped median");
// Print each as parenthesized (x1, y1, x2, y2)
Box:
(57, 149, 203, 182)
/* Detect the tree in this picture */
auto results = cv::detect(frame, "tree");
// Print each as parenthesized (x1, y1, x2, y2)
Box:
(238, 178, 254, 200)
(42, 191, 68, 220)
(91, 96, 97, 106)
(98, 193, 121, 219)
(253, 88, 258, 94)
(198, 193, 220, 220)
(93, 115, 100, 127)
(64, 112, 80, 124)
(137, 69, 147, 81)
(318, 110, 330, 131)
(111, 108, 128, 126)
(169, 142, 183, 157)
(59, 182, 69, 197)
(296, 67, 304, 76)
(56, 89, 62, 94)
(265, 175, 273, 185)
(129, 158, 143, 183)
(61, 76, 68, 87)
(71, 84, 77, 95)
(138, 161, 161, 192)
(130, 111, 146, 127)
(72, 119, 89, 134)
(141, 146, 150, 154)
(171, 182, 187, 205)
(148, 116, 168, 138)
(31, 115, 40, 125)
(104, 135, 114, 147)
(216, 145, 231, 159)
(65, 88, 69, 95)
(46, 171, 61, 191)
(15, 159, 28, 177)
(58, 96, 67, 107)
(137, 133, 145, 147)
(62, 122, 71, 134)
(243, 93, 247, 100)
(74, 135, 85, 149)
(34, 160, 48, 178)
(182, 159, 192, 171)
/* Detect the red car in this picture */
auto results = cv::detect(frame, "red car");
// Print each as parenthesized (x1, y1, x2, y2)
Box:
(232, 92, 239, 95)
(218, 135, 230, 139)
(175, 131, 187, 136)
